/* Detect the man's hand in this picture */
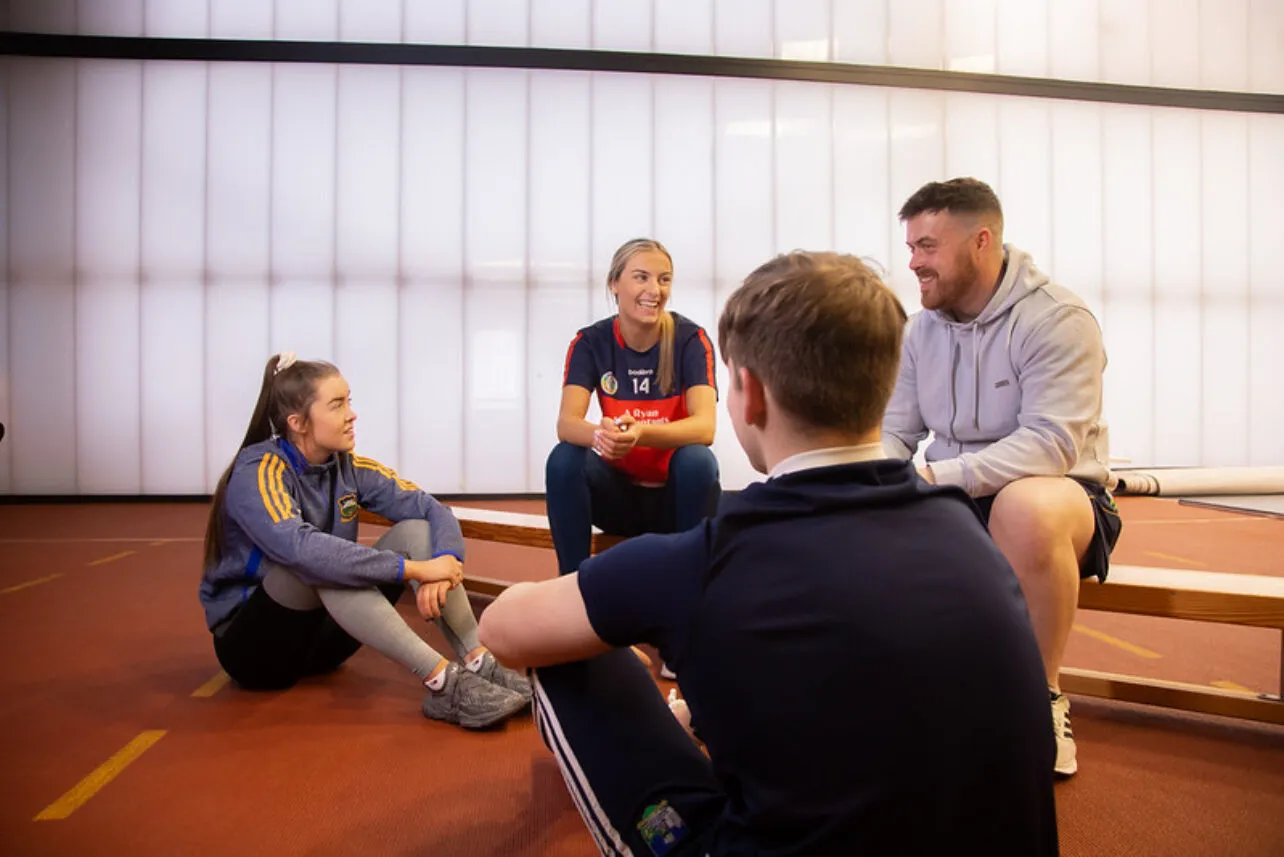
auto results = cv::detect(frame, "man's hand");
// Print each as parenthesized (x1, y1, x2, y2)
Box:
(917, 464, 937, 485)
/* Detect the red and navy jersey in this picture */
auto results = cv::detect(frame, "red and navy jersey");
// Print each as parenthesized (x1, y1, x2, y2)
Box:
(563, 313, 718, 484)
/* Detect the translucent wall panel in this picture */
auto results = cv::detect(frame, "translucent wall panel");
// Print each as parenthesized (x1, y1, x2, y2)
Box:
(205, 62, 272, 488)
(145, 0, 209, 38)
(78, 0, 143, 35)
(1100, 106, 1155, 467)
(713, 0, 771, 58)
(404, 0, 465, 44)
(467, 0, 529, 48)
(832, 0, 887, 65)
(8, 60, 78, 493)
(946, 0, 996, 74)
(334, 66, 401, 470)
(654, 76, 716, 332)
(776, 0, 831, 62)
(1199, 113, 1250, 465)
(400, 67, 465, 492)
(339, 0, 400, 42)
(76, 61, 142, 493)
(210, 0, 271, 39)
(532, 0, 590, 50)
(11, 0, 74, 30)
(1201, 0, 1249, 92)
(654, 0, 712, 55)
(276, 0, 337, 41)
(1247, 114, 1284, 465)
(594, 0, 653, 52)
(528, 71, 592, 489)
(7, 57, 1284, 496)
(140, 62, 207, 493)
(463, 70, 529, 492)
(1150, 111, 1203, 465)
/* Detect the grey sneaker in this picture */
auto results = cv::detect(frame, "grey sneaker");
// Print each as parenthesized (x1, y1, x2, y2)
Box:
(471, 651, 532, 702)
(423, 663, 528, 729)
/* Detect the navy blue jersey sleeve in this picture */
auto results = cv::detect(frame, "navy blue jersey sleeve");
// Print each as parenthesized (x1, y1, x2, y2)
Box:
(226, 450, 403, 587)
(680, 326, 718, 394)
(576, 524, 710, 649)
(563, 330, 598, 390)
(350, 454, 465, 561)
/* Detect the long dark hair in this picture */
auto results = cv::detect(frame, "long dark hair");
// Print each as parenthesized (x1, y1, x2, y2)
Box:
(202, 353, 339, 573)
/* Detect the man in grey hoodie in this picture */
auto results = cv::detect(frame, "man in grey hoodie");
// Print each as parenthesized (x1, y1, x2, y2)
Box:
(883, 178, 1122, 778)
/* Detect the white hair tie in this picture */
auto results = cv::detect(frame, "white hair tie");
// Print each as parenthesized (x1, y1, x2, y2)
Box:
(275, 351, 298, 374)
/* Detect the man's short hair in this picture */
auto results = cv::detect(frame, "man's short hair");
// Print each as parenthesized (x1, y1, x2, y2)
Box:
(898, 177, 1004, 235)
(717, 252, 907, 435)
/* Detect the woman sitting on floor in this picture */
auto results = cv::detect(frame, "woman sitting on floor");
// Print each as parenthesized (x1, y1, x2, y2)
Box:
(199, 352, 529, 729)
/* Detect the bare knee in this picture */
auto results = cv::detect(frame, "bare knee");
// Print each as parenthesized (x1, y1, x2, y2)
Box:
(989, 478, 1094, 573)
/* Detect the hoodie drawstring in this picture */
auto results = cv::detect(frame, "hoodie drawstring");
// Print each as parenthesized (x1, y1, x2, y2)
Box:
(948, 327, 959, 447)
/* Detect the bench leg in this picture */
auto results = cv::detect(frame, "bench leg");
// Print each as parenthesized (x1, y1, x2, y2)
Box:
(1265, 629, 1284, 703)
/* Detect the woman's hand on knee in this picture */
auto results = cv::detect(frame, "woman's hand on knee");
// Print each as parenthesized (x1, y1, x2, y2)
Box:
(405, 556, 464, 586)
(416, 580, 453, 619)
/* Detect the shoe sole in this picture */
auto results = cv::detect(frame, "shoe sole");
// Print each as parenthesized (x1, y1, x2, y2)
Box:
(456, 694, 530, 730)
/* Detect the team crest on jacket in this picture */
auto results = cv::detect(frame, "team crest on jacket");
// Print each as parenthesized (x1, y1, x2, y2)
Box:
(338, 493, 360, 523)
(600, 372, 618, 395)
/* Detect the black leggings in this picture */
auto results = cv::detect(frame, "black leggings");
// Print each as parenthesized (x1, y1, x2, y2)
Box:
(213, 580, 405, 691)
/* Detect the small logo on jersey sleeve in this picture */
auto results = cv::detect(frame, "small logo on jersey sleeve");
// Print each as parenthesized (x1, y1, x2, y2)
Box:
(600, 372, 618, 395)
(337, 493, 360, 523)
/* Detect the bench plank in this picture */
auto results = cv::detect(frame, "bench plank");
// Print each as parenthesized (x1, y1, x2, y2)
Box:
(1081, 565, 1284, 629)
(358, 507, 624, 554)
(1059, 667, 1284, 726)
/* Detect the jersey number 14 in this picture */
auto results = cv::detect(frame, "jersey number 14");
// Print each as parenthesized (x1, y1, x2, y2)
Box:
(633, 377, 650, 394)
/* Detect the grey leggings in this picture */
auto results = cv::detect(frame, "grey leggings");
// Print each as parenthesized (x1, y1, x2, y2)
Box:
(215, 520, 479, 689)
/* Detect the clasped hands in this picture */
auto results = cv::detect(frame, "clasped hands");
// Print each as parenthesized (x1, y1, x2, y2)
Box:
(404, 555, 464, 619)
(593, 413, 641, 460)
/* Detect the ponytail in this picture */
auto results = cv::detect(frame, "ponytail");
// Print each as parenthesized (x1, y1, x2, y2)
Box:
(202, 352, 338, 574)
(202, 354, 282, 572)
(657, 311, 675, 396)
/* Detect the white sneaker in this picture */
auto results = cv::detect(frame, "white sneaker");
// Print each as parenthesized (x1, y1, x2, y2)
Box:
(1050, 691, 1077, 777)
(660, 663, 677, 680)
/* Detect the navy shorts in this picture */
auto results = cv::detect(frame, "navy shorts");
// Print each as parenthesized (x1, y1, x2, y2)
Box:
(972, 478, 1122, 583)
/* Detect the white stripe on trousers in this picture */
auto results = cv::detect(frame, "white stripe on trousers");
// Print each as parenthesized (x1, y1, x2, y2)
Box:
(531, 669, 634, 856)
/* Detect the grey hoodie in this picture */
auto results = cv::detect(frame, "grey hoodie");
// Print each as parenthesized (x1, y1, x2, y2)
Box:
(882, 245, 1113, 498)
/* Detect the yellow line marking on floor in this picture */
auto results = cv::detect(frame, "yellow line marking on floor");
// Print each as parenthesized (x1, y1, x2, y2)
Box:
(0, 573, 64, 595)
(191, 670, 231, 698)
(87, 550, 136, 567)
(33, 730, 167, 821)
(1143, 551, 1205, 568)
(1211, 680, 1253, 693)
(1072, 624, 1162, 659)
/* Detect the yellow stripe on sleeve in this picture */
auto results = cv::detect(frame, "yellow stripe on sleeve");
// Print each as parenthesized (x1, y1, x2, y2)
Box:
(268, 456, 294, 521)
(352, 454, 421, 492)
(257, 456, 283, 523)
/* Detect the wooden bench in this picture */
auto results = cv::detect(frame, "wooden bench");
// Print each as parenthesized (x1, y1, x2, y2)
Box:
(362, 507, 1284, 725)
(1066, 565, 1284, 725)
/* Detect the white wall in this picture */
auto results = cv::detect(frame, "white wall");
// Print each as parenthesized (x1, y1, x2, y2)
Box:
(3, 1, 1283, 494)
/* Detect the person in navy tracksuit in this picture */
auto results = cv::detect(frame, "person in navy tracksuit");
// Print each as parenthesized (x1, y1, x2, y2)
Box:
(480, 252, 1059, 856)
(546, 238, 722, 582)
(200, 352, 528, 729)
